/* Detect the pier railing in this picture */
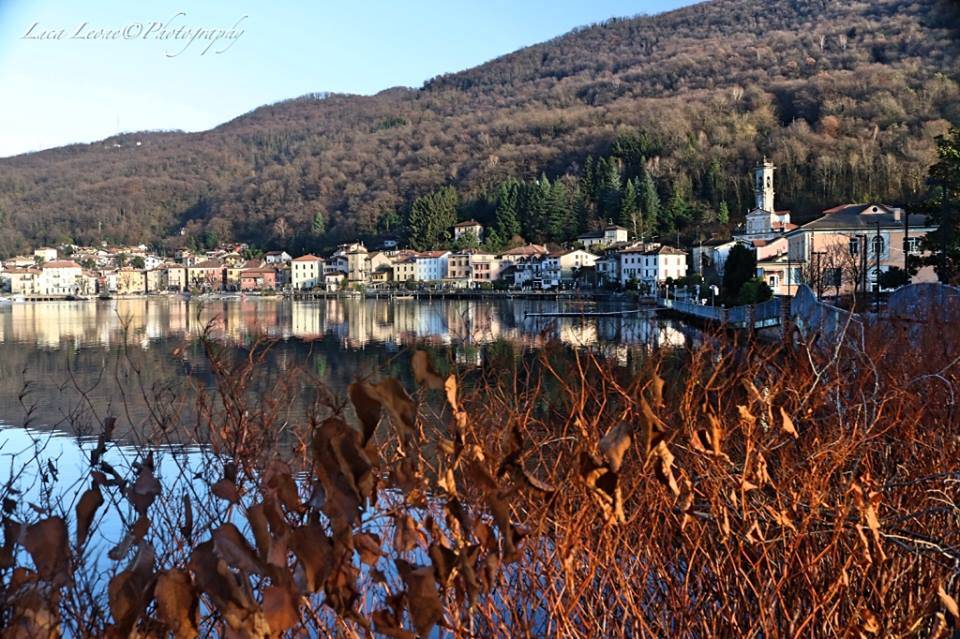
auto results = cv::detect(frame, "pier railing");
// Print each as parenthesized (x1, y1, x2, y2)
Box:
(660, 297, 782, 329)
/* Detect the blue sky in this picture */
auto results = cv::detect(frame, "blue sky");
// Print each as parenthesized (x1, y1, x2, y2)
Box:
(0, 0, 694, 158)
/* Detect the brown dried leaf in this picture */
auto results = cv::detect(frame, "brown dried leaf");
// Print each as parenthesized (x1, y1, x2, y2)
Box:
(648, 370, 665, 408)
(862, 608, 880, 634)
(518, 467, 556, 493)
(180, 494, 193, 541)
(211, 479, 241, 504)
(108, 543, 155, 635)
(290, 523, 333, 593)
(600, 422, 632, 473)
(263, 584, 300, 634)
(651, 441, 680, 497)
(396, 559, 443, 637)
(579, 452, 624, 525)
(154, 569, 199, 639)
(75, 484, 104, 548)
(429, 543, 458, 586)
(348, 382, 382, 448)
(22, 517, 70, 585)
(372, 608, 417, 639)
(779, 406, 798, 438)
(129, 467, 161, 516)
(264, 460, 302, 514)
(246, 503, 272, 562)
(393, 513, 420, 554)
(355, 532, 382, 566)
(411, 350, 445, 390)
(189, 540, 266, 634)
(938, 584, 959, 620)
(213, 523, 265, 576)
(371, 378, 418, 443)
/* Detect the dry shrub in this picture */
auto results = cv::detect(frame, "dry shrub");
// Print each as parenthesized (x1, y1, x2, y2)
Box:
(0, 315, 959, 638)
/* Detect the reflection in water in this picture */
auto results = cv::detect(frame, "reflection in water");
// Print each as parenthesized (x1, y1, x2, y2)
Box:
(0, 298, 698, 435)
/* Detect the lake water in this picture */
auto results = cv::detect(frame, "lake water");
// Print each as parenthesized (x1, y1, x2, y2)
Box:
(0, 296, 697, 438)
(0, 296, 698, 595)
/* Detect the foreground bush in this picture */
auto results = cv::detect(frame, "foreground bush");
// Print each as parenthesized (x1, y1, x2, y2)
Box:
(1, 318, 959, 637)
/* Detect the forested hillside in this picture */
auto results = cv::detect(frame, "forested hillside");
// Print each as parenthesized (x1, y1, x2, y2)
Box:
(1, 0, 958, 256)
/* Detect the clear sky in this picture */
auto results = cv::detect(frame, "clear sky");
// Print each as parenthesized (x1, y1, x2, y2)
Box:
(0, 0, 694, 158)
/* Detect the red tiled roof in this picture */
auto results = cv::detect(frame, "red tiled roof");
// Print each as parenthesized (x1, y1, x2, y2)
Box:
(41, 260, 81, 269)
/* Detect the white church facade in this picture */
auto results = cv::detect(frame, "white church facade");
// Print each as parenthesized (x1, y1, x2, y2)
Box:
(735, 159, 796, 241)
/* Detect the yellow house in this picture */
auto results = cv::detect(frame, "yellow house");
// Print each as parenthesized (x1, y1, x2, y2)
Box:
(117, 268, 146, 295)
(164, 264, 188, 292)
(145, 269, 165, 293)
(2, 268, 41, 295)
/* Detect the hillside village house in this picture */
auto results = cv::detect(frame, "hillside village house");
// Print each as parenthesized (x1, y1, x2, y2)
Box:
(2, 268, 41, 295)
(291, 255, 324, 290)
(393, 256, 417, 283)
(447, 251, 500, 288)
(39, 260, 90, 296)
(619, 245, 688, 288)
(453, 220, 484, 242)
(414, 251, 451, 283)
(240, 268, 278, 291)
(577, 224, 629, 249)
(498, 244, 548, 264)
(164, 264, 188, 292)
(542, 249, 598, 289)
(596, 251, 620, 286)
(330, 243, 369, 284)
(34, 247, 58, 263)
(145, 269, 165, 293)
(786, 203, 937, 296)
(187, 260, 225, 290)
(264, 251, 292, 265)
(117, 268, 147, 295)
(692, 239, 737, 276)
(751, 237, 792, 294)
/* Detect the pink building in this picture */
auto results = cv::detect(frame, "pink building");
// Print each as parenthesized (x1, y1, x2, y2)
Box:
(239, 268, 277, 291)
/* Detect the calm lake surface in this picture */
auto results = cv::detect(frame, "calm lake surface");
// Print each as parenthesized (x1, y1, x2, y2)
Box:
(0, 296, 697, 438)
(0, 296, 698, 565)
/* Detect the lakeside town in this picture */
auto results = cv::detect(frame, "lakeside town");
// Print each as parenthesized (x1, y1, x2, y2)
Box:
(0, 162, 940, 306)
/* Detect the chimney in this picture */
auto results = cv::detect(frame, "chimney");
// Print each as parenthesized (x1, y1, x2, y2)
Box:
(892, 207, 903, 222)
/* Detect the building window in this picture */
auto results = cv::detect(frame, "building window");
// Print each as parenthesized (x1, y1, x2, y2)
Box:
(849, 238, 860, 255)
(872, 236, 885, 255)
(904, 237, 920, 255)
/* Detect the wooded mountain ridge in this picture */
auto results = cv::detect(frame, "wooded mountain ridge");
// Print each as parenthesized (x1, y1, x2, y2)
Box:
(0, 0, 958, 256)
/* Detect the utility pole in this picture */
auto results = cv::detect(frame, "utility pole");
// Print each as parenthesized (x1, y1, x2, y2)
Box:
(813, 250, 826, 300)
(903, 206, 910, 271)
(857, 233, 867, 304)
(874, 220, 881, 314)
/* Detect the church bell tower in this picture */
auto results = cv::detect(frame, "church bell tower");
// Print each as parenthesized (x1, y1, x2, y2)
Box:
(754, 158, 775, 212)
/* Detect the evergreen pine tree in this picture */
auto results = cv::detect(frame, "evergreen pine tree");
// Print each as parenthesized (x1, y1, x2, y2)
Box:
(546, 179, 573, 242)
(717, 201, 730, 225)
(311, 210, 326, 236)
(407, 186, 458, 250)
(663, 185, 688, 235)
(920, 128, 960, 283)
(598, 157, 622, 220)
(571, 184, 591, 238)
(620, 178, 639, 238)
(494, 179, 522, 240)
(639, 168, 660, 238)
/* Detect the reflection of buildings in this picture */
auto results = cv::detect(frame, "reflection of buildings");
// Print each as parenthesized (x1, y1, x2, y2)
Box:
(1, 298, 696, 354)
